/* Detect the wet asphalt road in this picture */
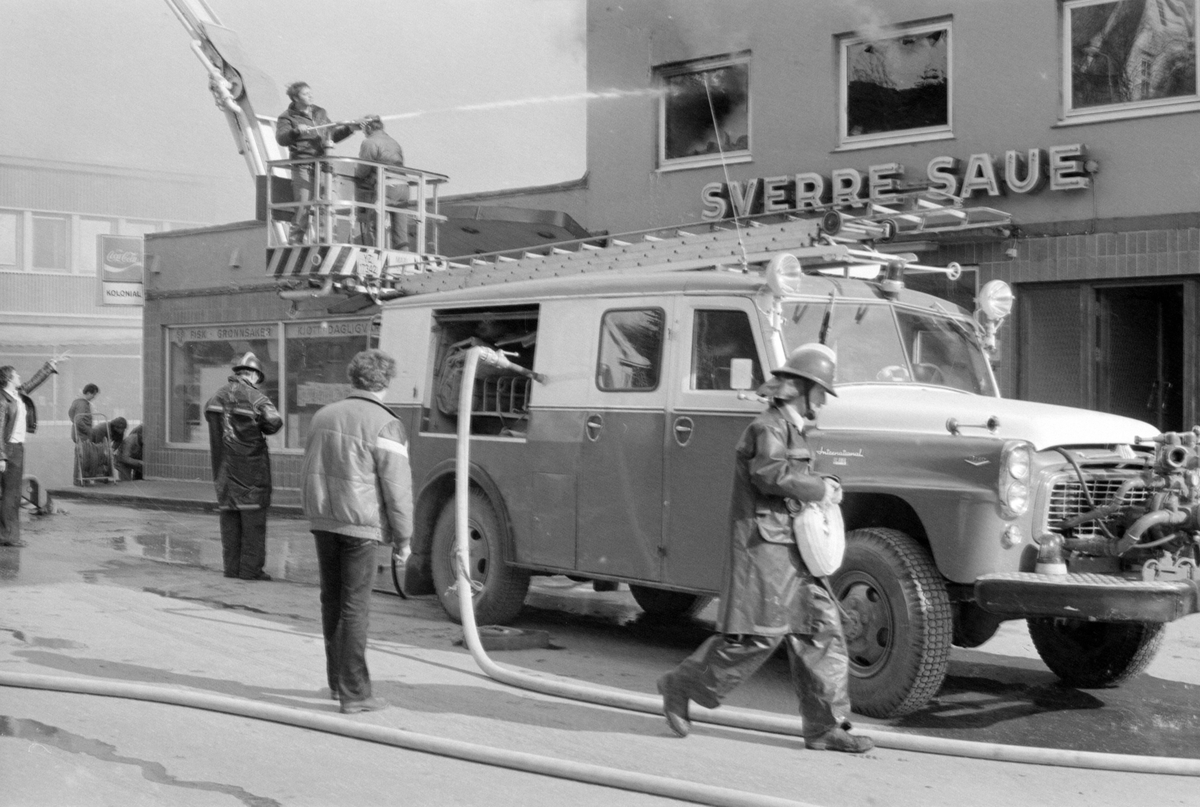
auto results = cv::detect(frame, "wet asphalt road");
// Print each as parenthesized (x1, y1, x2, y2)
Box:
(3, 500, 1200, 806)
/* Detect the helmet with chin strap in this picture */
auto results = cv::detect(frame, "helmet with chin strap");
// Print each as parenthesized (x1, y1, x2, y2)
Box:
(232, 352, 265, 384)
(772, 343, 837, 396)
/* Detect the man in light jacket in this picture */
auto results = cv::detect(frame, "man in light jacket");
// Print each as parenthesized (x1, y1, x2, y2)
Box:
(301, 349, 414, 714)
(0, 359, 57, 546)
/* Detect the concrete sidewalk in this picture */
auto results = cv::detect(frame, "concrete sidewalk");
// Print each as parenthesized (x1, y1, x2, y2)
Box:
(47, 478, 303, 517)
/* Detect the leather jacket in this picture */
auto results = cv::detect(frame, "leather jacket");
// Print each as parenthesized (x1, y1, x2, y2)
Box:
(204, 375, 282, 510)
(0, 362, 57, 461)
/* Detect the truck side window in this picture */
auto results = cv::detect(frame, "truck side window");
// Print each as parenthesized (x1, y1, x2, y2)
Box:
(691, 309, 763, 390)
(597, 308, 665, 390)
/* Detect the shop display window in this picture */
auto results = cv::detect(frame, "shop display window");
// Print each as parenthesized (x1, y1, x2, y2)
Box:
(1063, 0, 1198, 120)
(167, 325, 279, 446)
(838, 21, 952, 148)
(655, 53, 751, 170)
(282, 320, 372, 448)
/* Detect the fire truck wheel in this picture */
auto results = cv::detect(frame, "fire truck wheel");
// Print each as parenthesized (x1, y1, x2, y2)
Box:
(832, 527, 952, 718)
(628, 585, 712, 619)
(1026, 618, 1165, 688)
(951, 602, 1004, 648)
(430, 491, 531, 626)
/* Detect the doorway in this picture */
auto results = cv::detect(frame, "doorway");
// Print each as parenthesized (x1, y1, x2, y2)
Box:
(1096, 284, 1184, 432)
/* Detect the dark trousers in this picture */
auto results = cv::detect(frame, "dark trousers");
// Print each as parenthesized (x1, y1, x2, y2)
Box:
(314, 530, 379, 703)
(0, 443, 23, 544)
(662, 587, 853, 739)
(220, 508, 268, 578)
(289, 165, 315, 243)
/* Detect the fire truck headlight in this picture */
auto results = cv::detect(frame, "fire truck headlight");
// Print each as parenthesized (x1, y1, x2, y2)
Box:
(1000, 441, 1033, 517)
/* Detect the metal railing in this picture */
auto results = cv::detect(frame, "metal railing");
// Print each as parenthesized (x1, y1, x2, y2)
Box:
(266, 157, 449, 255)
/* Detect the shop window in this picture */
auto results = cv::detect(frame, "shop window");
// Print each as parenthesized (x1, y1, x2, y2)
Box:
(690, 309, 763, 390)
(167, 325, 279, 446)
(76, 218, 115, 275)
(656, 53, 751, 170)
(283, 320, 373, 449)
(597, 308, 665, 390)
(0, 212, 17, 269)
(1063, 0, 1198, 121)
(838, 21, 952, 148)
(32, 215, 68, 271)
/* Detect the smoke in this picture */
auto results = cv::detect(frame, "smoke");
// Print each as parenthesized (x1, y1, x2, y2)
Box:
(842, 0, 893, 42)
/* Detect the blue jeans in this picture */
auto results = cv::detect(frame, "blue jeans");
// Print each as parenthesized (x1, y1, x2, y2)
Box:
(314, 531, 379, 703)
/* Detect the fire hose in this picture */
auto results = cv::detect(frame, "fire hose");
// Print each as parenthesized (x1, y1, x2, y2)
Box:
(450, 346, 1200, 779)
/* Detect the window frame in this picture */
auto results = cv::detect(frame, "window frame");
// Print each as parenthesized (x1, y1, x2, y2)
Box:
(655, 52, 753, 172)
(595, 307, 667, 392)
(31, 214, 70, 272)
(836, 19, 954, 151)
(1060, 0, 1200, 125)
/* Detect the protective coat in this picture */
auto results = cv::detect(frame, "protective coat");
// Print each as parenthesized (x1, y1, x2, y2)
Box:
(716, 403, 829, 635)
(205, 375, 282, 510)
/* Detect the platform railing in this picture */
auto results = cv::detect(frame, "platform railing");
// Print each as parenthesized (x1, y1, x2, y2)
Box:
(266, 157, 449, 256)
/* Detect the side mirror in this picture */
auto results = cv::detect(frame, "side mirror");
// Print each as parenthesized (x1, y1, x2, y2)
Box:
(729, 358, 755, 391)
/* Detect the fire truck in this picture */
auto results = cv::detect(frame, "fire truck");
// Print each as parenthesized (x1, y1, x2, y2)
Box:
(173, 0, 1200, 718)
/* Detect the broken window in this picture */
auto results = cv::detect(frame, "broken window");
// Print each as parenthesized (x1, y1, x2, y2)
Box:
(1064, 0, 1198, 117)
(839, 21, 951, 146)
(657, 54, 750, 168)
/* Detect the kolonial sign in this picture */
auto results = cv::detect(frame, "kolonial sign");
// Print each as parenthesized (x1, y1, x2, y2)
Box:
(700, 143, 1093, 220)
(97, 235, 145, 306)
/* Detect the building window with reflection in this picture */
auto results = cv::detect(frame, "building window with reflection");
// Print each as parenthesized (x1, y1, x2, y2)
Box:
(167, 325, 279, 445)
(838, 20, 952, 148)
(655, 53, 751, 171)
(283, 320, 373, 448)
(1064, 0, 1198, 120)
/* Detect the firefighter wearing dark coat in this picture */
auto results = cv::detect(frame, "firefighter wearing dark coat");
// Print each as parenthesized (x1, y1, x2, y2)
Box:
(205, 353, 283, 580)
(656, 344, 874, 754)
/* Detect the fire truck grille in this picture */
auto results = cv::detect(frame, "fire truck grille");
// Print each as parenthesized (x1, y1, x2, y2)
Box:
(1045, 476, 1148, 539)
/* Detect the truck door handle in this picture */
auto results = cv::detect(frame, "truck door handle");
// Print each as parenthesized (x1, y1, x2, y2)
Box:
(585, 414, 603, 442)
(673, 417, 694, 447)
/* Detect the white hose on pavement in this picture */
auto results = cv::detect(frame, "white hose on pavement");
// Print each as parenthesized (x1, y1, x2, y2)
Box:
(452, 346, 1200, 778)
(0, 670, 818, 807)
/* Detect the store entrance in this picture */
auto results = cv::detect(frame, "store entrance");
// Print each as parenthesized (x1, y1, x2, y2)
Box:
(1096, 284, 1184, 432)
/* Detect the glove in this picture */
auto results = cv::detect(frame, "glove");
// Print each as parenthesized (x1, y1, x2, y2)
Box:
(395, 544, 412, 564)
(823, 478, 843, 506)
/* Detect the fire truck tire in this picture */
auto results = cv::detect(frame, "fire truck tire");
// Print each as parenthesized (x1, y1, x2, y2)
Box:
(832, 527, 952, 718)
(1026, 618, 1165, 688)
(951, 602, 1004, 648)
(430, 492, 531, 626)
(628, 585, 711, 618)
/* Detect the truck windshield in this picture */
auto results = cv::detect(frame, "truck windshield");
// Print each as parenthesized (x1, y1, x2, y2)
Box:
(779, 300, 996, 395)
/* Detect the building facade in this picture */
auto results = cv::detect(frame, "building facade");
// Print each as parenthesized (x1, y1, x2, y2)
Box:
(579, 0, 1200, 430)
(0, 156, 219, 483)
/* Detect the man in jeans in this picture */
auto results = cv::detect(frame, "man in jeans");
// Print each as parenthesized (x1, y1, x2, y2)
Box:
(301, 349, 413, 714)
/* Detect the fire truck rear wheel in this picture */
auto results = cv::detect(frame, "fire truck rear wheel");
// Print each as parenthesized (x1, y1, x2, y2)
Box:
(430, 492, 531, 626)
(628, 585, 711, 619)
(832, 527, 952, 718)
(1026, 617, 1165, 688)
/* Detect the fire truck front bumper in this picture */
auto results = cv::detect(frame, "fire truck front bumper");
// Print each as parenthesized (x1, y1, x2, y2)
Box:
(974, 572, 1200, 623)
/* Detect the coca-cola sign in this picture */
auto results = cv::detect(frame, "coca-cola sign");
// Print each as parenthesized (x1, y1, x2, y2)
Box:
(105, 249, 142, 269)
(97, 234, 144, 307)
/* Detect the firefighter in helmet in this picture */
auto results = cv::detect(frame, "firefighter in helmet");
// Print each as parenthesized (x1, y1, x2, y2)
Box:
(204, 352, 283, 580)
(656, 343, 873, 753)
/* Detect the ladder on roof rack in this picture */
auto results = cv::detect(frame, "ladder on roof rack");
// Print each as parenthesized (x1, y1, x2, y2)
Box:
(269, 189, 1012, 298)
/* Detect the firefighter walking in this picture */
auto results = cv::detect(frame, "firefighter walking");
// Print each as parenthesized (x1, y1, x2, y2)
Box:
(656, 344, 873, 754)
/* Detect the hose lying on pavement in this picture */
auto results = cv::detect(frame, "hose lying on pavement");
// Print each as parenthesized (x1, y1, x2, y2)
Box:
(0, 670, 818, 807)
(452, 346, 1200, 779)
